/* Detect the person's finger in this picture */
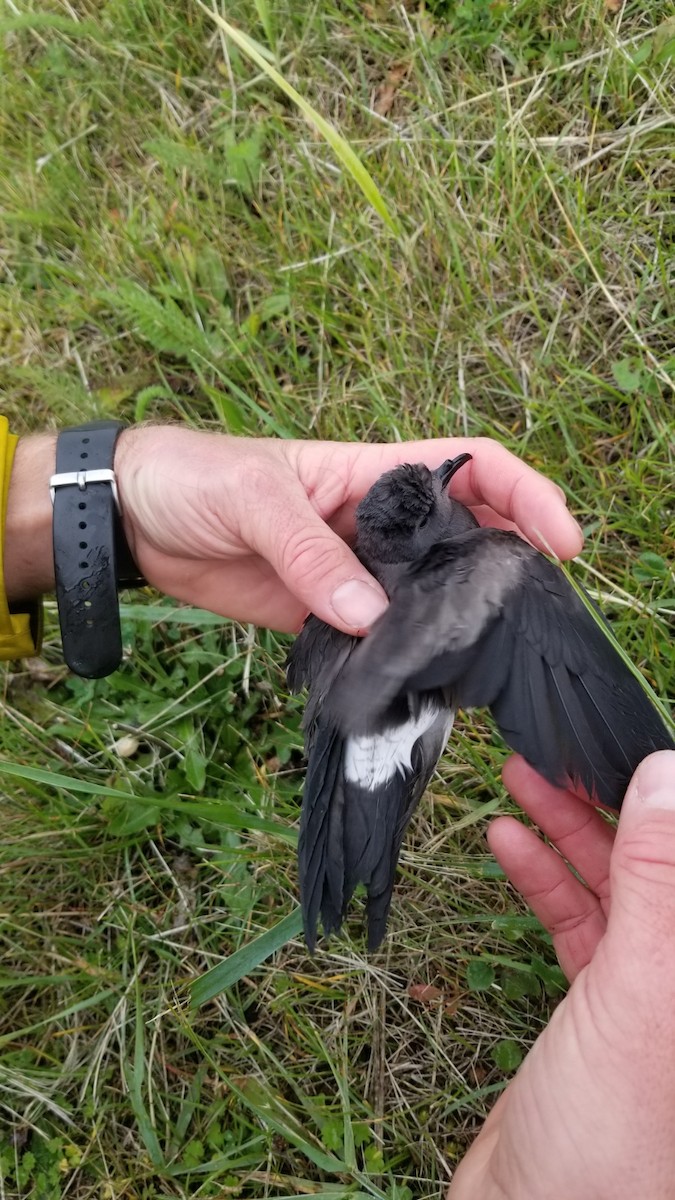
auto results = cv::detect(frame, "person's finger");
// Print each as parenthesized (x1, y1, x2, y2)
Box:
(464, 504, 561, 549)
(502, 756, 615, 904)
(323, 437, 584, 560)
(603, 751, 675, 971)
(456, 440, 584, 560)
(240, 471, 389, 634)
(447, 1101, 506, 1198)
(488, 815, 607, 981)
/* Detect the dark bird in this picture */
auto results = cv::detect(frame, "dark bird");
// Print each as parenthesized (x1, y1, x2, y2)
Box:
(286, 455, 674, 951)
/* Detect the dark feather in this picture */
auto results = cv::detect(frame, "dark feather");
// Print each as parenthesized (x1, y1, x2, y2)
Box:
(326, 529, 674, 810)
(293, 678, 452, 948)
(296, 718, 344, 952)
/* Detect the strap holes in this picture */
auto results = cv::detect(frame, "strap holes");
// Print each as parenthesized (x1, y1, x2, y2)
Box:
(81, 581, 90, 590)
(84, 600, 92, 608)
(79, 561, 88, 569)
(82, 437, 90, 444)
(79, 541, 87, 549)
(86, 619, 94, 627)
(79, 521, 87, 530)
(78, 502, 86, 510)
(80, 452, 88, 459)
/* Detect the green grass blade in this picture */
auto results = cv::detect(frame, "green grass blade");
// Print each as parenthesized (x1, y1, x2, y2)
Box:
(189, 906, 304, 1007)
(177, 1023, 359, 1179)
(238, 1193, 372, 1199)
(0, 759, 147, 799)
(119, 602, 229, 626)
(0, 760, 297, 843)
(0, 988, 117, 1050)
(238, 1077, 350, 1176)
(252, 0, 274, 49)
(167, 1136, 267, 1176)
(199, 4, 398, 233)
(123, 973, 165, 1167)
(176, 1023, 391, 1199)
(231, 1075, 389, 1197)
(0, 14, 98, 35)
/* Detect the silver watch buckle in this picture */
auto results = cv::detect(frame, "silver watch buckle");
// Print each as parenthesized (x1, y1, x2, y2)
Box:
(50, 468, 120, 509)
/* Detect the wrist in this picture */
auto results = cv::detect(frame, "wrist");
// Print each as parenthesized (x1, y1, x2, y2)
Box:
(112, 425, 144, 565)
(4, 434, 56, 604)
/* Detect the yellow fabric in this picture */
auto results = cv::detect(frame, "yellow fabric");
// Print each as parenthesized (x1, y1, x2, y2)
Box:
(0, 416, 43, 658)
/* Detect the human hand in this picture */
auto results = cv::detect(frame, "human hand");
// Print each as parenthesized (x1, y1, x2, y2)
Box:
(114, 427, 583, 633)
(449, 750, 675, 1200)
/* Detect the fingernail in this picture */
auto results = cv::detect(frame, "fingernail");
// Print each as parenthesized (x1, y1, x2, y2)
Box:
(634, 751, 675, 810)
(331, 579, 388, 630)
(564, 515, 584, 554)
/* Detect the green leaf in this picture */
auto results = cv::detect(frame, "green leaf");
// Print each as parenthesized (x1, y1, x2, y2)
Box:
(321, 1114, 345, 1153)
(501, 969, 540, 1001)
(199, 4, 398, 234)
(144, 136, 216, 181)
(189, 907, 304, 1007)
(351, 1121, 373, 1149)
(363, 1144, 384, 1173)
(490, 914, 527, 942)
(243, 291, 290, 336)
(465, 960, 495, 992)
(530, 955, 567, 994)
(654, 22, 675, 63)
(98, 280, 221, 364)
(611, 358, 643, 392)
(492, 1039, 523, 1072)
(195, 246, 230, 303)
(630, 39, 653, 67)
(106, 802, 161, 837)
(632, 551, 669, 582)
(133, 385, 177, 422)
(222, 128, 265, 194)
(480, 860, 506, 879)
(184, 746, 207, 792)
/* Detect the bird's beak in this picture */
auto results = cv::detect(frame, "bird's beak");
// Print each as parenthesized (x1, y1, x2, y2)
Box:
(435, 453, 473, 491)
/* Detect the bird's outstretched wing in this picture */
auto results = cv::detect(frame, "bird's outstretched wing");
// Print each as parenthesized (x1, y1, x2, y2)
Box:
(324, 529, 674, 810)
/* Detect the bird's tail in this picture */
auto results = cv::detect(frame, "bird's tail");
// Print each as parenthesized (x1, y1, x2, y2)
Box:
(298, 720, 346, 952)
(298, 719, 422, 952)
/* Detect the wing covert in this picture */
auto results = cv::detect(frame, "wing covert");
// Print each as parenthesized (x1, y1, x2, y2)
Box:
(325, 529, 674, 809)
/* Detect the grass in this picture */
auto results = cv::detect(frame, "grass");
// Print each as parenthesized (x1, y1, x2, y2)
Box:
(0, 0, 674, 1195)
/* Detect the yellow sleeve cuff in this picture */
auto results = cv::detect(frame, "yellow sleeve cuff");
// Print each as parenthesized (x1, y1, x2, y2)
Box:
(0, 416, 43, 660)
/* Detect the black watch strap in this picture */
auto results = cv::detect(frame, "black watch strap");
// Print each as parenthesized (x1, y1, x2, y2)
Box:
(52, 421, 142, 679)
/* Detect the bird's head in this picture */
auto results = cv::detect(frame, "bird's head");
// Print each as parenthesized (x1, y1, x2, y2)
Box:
(355, 454, 478, 565)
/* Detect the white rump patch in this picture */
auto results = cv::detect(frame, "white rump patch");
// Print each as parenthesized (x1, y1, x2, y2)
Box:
(343, 704, 453, 792)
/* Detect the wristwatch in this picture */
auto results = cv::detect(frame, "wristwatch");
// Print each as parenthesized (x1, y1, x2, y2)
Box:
(51, 421, 144, 678)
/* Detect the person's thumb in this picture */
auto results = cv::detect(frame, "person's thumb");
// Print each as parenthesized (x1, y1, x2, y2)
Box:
(605, 750, 675, 963)
(250, 486, 388, 635)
